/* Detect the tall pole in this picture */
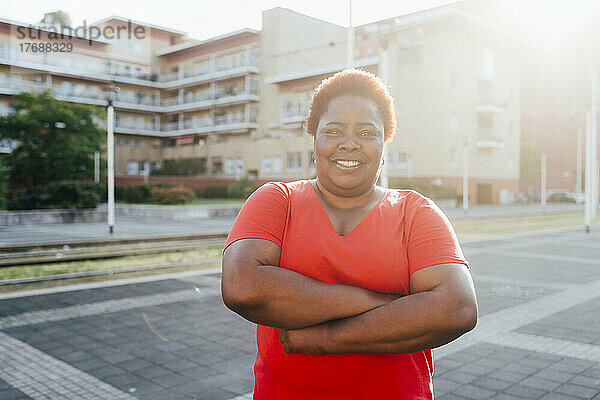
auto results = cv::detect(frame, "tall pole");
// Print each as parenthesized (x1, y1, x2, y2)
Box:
(462, 140, 469, 213)
(347, 0, 353, 68)
(107, 102, 115, 234)
(94, 151, 100, 183)
(541, 153, 547, 209)
(585, 110, 592, 232)
(591, 71, 598, 219)
(379, 44, 390, 188)
(576, 126, 582, 203)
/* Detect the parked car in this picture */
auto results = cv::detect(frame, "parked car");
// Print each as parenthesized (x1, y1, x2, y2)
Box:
(546, 189, 584, 203)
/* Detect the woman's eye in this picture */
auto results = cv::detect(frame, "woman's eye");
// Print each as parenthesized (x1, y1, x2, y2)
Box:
(359, 130, 374, 136)
(327, 129, 341, 135)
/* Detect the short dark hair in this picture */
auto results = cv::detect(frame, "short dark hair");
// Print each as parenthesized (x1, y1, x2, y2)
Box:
(304, 69, 397, 142)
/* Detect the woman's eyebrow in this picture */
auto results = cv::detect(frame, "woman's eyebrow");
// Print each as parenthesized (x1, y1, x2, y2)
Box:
(324, 122, 346, 126)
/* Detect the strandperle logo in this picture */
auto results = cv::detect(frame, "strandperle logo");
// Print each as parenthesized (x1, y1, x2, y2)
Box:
(14, 20, 146, 45)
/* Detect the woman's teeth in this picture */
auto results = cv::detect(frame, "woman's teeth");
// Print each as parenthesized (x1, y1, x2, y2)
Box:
(335, 160, 360, 167)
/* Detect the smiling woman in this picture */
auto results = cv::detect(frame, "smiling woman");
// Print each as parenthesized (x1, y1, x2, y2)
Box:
(221, 69, 478, 399)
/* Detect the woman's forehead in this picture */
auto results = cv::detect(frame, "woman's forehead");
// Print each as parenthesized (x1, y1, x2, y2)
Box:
(321, 95, 382, 123)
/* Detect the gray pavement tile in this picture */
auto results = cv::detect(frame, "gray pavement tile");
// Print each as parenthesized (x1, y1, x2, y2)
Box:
(539, 394, 584, 400)
(452, 384, 497, 399)
(0, 279, 194, 316)
(119, 358, 154, 373)
(437, 395, 471, 400)
(517, 297, 600, 345)
(520, 376, 563, 391)
(148, 373, 190, 389)
(504, 383, 549, 399)
(466, 253, 600, 285)
(535, 369, 579, 384)
(569, 376, 600, 388)
(179, 365, 221, 380)
(433, 377, 463, 394)
(440, 370, 480, 384)
(0, 378, 31, 400)
(470, 376, 514, 391)
(555, 383, 599, 399)
(193, 388, 241, 400)
(163, 358, 199, 372)
(136, 365, 173, 380)
(473, 280, 555, 316)
(0, 388, 31, 400)
(488, 395, 530, 400)
(582, 367, 600, 379)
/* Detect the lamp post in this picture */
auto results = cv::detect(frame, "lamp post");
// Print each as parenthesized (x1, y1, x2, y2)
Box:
(105, 85, 120, 234)
(462, 138, 469, 214)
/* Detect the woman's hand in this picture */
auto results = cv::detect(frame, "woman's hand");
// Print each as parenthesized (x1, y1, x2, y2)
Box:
(278, 325, 329, 355)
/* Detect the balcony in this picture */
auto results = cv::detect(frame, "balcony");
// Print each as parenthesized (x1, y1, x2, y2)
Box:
(162, 88, 259, 113)
(0, 46, 260, 91)
(476, 129, 505, 149)
(114, 120, 161, 136)
(280, 103, 309, 124)
(159, 49, 260, 87)
(0, 78, 46, 95)
(476, 96, 506, 114)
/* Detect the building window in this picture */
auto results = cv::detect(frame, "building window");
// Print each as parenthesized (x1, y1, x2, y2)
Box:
(396, 151, 408, 169)
(450, 149, 458, 169)
(225, 159, 244, 176)
(262, 156, 282, 173)
(286, 152, 302, 170)
(127, 161, 139, 175)
(450, 113, 459, 131)
(482, 49, 495, 78)
(451, 73, 458, 88)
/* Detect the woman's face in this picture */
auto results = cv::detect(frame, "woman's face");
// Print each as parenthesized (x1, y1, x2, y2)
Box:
(314, 95, 385, 197)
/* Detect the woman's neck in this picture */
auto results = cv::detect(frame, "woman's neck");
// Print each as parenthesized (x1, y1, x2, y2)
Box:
(313, 179, 380, 210)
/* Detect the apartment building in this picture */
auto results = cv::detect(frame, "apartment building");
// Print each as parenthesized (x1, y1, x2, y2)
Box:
(259, 4, 521, 204)
(0, 3, 522, 203)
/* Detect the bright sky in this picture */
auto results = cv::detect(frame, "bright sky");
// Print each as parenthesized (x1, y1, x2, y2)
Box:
(5, 0, 456, 40)
(4, 0, 600, 46)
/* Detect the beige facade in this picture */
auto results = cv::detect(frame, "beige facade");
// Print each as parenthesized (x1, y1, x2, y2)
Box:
(0, 3, 521, 203)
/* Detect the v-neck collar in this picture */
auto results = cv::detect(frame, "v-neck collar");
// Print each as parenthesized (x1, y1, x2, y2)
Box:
(308, 180, 388, 238)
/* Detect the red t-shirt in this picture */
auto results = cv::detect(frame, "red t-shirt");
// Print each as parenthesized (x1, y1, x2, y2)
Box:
(224, 180, 469, 400)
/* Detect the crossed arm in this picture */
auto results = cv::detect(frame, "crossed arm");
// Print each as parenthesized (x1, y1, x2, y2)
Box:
(221, 238, 477, 354)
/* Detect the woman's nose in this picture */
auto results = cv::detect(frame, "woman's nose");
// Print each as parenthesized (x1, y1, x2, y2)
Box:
(338, 136, 360, 151)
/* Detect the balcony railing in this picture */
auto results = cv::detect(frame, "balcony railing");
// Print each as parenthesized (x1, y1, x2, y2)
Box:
(477, 129, 504, 149)
(159, 49, 260, 82)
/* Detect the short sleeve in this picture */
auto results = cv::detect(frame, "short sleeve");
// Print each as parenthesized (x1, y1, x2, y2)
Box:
(405, 194, 469, 275)
(223, 182, 290, 252)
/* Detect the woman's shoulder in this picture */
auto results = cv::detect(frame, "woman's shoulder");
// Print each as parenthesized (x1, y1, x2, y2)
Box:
(383, 187, 431, 207)
(252, 180, 312, 200)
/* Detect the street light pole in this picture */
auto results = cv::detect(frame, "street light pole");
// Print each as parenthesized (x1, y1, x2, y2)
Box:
(347, 0, 353, 69)
(541, 153, 547, 209)
(462, 139, 469, 214)
(105, 85, 119, 235)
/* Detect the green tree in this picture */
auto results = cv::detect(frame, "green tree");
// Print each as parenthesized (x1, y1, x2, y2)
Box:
(0, 90, 104, 190)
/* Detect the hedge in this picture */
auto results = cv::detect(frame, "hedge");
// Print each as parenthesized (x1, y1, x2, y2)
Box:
(8, 180, 104, 210)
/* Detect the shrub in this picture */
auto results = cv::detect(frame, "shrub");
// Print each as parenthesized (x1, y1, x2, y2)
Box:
(201, 184, 230, 199)
(391, 179, 458, 200)
(158, 186, 195, 204)
(8, 180, 101, 210)
(202, 176, 258, 199)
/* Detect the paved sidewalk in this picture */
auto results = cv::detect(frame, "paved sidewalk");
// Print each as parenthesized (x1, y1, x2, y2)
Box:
(0, 227, 599, 399)
(0, 203, 582, 245)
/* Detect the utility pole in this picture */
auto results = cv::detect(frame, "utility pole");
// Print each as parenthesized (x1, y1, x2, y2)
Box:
(576, 126, 582, 203)
(592, 71, 598, 219)
(462, 139, 469, 214)
(105, 85, 119, 235)
(94, 151, 100, 183)
(541, 153, 547, 209)
(347, 0, 353, 69)
(585, 109, 593, 232)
